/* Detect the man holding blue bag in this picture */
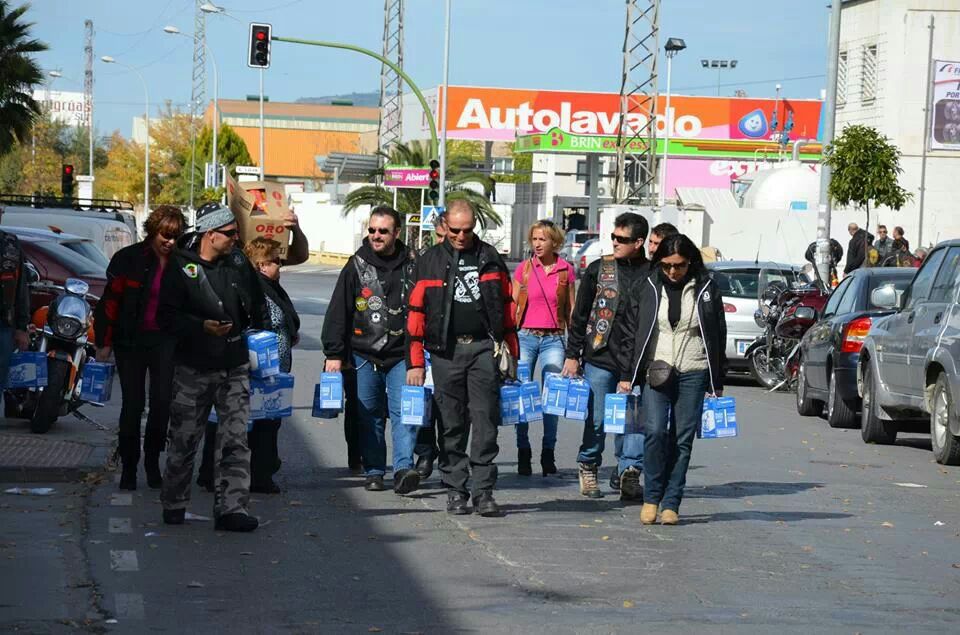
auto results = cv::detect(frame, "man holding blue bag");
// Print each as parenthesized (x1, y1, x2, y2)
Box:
(321, 206, 421, 495)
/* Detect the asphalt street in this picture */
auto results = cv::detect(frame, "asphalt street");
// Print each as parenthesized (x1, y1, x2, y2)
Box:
(7, 265, 960, 633)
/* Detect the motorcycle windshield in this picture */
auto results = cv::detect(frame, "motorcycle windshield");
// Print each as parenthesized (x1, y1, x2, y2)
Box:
(757, 265, 793, 316)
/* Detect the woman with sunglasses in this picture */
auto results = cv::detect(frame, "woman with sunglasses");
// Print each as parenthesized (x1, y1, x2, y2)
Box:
(513, 220, 575, 476)
(615, 234, 727, 525)
(94, 205, 187, 490)
(243, 237, 300, 493)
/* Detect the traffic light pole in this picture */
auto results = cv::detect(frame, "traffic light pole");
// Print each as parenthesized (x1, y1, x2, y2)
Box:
(272, 36, 439, 158)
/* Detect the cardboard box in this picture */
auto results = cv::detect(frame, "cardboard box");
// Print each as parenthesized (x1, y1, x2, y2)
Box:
(247, 331, 280, 378)
(519, 381, 543, 423)
(565, 378, 590, 421)
(517, 360, 532, 383)
(80, 361, 115, 403)
(7, 351, 48, 388)
(541, 373, 569, 416)
(603, 393, 627, 434)
(225, 173, 290, 257)
(401, 385, 433, 427)
(500, 384, 521, 426)
(254, 373, 294, 418)
(701, 396, 738, 439)
(312, 372, 344, 418)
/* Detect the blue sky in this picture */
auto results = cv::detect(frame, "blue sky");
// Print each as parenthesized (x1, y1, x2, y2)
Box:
(31, 0, 830, 137)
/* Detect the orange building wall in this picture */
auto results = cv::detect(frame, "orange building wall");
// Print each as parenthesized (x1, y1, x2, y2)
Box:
(232, 126, 365, 180)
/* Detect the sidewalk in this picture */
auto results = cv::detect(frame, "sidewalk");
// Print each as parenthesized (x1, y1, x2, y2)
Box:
(0, 400, 118, 483)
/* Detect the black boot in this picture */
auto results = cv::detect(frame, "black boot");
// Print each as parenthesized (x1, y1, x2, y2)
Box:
(517, 448, 533, 476)
(117, 437, 139, 490)
(119, 462, 137, 490)
(540, 448, 557, 476)
(143, 452, 163, 489)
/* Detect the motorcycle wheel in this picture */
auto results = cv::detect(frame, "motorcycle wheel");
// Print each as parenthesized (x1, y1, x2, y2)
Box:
(748, 349, 781, 389)
(30, 358, 72, 434)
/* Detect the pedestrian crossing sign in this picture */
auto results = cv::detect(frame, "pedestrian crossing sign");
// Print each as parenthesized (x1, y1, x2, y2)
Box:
(421, 205, 444, 228)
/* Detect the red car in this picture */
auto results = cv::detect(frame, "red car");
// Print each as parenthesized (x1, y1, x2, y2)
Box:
(15, 233, 106, 313)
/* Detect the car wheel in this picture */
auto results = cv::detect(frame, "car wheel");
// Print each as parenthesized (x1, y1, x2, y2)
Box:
(795, 358, 823, 416)
(827, 366, 858, 429)
(930, 373, 960, 466)
(860, 363, 897, 445)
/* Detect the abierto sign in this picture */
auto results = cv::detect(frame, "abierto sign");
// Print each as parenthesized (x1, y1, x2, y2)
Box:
(931, 60, 960, 151)
(384, 166, 431, 189)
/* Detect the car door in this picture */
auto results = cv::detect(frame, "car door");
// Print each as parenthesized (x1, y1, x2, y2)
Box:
(907, 247, 960, 397)
(882, 247, 947, 393)
(805, 277, 853, 391)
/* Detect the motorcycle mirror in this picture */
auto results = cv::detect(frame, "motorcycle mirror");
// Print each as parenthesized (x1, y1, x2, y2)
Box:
(24, 262, 41, 286)
(64, 278, 90, 296)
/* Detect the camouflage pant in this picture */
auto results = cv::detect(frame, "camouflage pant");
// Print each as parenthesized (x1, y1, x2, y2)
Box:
(161, 364, 252, 517)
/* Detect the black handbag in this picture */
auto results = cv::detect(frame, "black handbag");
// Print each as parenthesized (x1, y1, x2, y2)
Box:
(646, 301, 694, 392)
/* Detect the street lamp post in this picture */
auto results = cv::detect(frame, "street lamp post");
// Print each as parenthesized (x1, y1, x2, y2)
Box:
(164, 25, 220, 196)
(700, 58, 738, 96)
(101, 55, 150, 214)
(659, 37, 686, 206)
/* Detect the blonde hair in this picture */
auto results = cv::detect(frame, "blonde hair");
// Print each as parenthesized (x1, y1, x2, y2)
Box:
(527, 220, 565, 251)
(243, 236, 281, 264)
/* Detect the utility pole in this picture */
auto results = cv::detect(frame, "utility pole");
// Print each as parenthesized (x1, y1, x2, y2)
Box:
(918, 15, 935, 248)
(815, 0, 843, 285)
(377, 0, 404, 164)
(84, 20, 94, 192)
(189, 1, 207, 208)
(438, 0, 451, 207)
(259, 68, 265, 178)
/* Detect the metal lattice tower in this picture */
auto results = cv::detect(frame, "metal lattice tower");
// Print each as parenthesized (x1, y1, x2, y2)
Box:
(614, 0, 660, 204)
(190, 1, 207, 123)
(84, 20, 94, 176)
(377, 0, 404, 158)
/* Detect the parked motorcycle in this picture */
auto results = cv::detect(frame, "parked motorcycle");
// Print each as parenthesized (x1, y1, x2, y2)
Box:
(744, 268, 828, 390)
(4, 277, 99, 433)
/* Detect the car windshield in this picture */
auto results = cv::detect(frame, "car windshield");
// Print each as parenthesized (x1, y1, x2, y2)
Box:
(63, 241, 110, 268)
(31, 241, 104, 276)
(576, 238, 598, 256)
(867, 275, 913, 310)
(712, 267, 793, 299)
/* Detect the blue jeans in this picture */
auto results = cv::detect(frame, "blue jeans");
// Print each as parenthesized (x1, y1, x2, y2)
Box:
(643, 369, 709, 512)
(576, 363, 619, 466)
(353, 355, 418, 477)
(0, 328, 15, 412)
(515, 332, 564, 450)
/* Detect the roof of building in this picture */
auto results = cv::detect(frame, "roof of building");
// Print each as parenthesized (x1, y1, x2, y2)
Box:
(209, 99, 379, 123)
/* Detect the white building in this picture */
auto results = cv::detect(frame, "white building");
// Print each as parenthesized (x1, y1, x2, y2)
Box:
(835, 0, 960, 247)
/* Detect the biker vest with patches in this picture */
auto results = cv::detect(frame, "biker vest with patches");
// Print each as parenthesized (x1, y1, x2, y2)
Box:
(352, 249, 416, 353)
(585, 256, 620, 353)
(0, 232, 22, 326)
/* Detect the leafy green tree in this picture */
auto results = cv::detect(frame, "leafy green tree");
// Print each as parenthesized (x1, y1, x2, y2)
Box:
(0, 1, 47, 155)
(194, 123, 254, 183)
(823, 124, 912, 241)
(343, 140, 501, 228)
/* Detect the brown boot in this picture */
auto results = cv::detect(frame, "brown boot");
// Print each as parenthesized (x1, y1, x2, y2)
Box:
(640, 503, 659, 525)
(578, 463, 604, 498)
(660, 509, 679, 525)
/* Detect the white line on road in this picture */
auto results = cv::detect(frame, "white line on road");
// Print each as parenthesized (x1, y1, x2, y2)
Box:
(114, 593, 145, 619)
(110, 493, 133, 506)
(109, 550, 139, 572)
(108, 518, 132, 534)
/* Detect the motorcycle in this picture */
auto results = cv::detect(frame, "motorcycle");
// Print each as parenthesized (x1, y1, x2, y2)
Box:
(4, 276, 99, 433)
(744, 267, 829, 390)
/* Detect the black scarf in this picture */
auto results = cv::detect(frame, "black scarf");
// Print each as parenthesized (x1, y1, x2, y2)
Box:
(259, 274, 300, 338)
(660, 269, 691, 329)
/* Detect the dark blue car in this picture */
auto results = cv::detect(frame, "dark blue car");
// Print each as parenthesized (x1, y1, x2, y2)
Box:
(796, 267, 915, 428)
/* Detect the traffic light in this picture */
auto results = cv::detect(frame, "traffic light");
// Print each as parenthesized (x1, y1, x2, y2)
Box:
(248, 23, 272, 69)
(61, 164, 74, 198)
(428, 159, 440, 204)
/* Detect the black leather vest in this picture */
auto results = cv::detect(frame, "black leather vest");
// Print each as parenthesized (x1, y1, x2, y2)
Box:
(0, 232, 22, 325)
(351, 249, 416, 353)
(585, 256, 620, 353)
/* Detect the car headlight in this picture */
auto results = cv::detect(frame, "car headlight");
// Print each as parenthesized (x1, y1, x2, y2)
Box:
(52, 315, 83, 339)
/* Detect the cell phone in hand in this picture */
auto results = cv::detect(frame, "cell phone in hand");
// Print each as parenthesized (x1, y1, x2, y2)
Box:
(219, 320, 233, 326)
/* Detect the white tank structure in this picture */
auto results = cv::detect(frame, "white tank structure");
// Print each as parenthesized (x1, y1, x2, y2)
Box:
(740, 161, 820, 211)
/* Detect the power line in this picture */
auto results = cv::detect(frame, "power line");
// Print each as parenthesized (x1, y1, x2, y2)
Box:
(672, 73, 826, 93)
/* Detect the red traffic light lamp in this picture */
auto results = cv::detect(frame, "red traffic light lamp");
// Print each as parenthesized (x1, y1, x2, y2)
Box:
(61, 164, 74, 198)
(428, 159, 440, 203)
(248, 23, 272, 68)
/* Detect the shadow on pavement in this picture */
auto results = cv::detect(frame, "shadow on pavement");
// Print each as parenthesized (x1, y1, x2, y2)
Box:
(687, 481, 824, 499)
(679, 510, 853, 524)
(895, 436, 933, 452)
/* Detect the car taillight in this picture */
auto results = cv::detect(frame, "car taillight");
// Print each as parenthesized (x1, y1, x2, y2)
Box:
(841, 317, 872, 353)
(723, 303, 737, 313)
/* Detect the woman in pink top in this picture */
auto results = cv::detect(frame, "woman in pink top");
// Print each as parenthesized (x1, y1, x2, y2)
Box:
(512, 220, 575, 476)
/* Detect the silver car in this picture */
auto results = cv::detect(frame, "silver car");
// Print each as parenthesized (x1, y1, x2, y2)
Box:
(707, 261, 802, 370)
(858, 240, 960, 464)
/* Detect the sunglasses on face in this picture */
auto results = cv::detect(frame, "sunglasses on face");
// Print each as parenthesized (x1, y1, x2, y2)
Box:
(159, 231, 182, 241)
(660, 261, 689, 272)
(611, 233, 636, 245)
(214, 228, 239, 238)
(447, 225, 475, 236)
(368, 227, 393, 235)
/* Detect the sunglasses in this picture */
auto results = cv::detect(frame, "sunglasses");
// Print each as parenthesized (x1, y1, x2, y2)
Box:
(214, 228, 239, 238)
(660, 261, 689, 272)
(368, 227, 393, 235)
(159, 231, 182, 241)
(611, 233, 636, 245)
(447, 225, 475, 236)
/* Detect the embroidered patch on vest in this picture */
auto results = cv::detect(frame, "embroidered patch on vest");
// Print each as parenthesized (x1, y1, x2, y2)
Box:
(183, 263, 199, 279)
(367, 296, 384, 311)
(355, 297, 368, 312)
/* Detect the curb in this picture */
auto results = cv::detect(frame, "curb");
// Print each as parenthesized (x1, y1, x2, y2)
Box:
(0, 434, 113, 484)
(306, 251, 351, 266)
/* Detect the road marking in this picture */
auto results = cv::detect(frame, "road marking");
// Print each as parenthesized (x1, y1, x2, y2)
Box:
(110, 550, 139, 572)
(110, 493, 133, 506)
(114, 593, 145, 619)
(108, 518, 132, 534)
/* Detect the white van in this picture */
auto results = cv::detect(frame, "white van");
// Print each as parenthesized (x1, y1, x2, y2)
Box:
(0, 196, 137, 258)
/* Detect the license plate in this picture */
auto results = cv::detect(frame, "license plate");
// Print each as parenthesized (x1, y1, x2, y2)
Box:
(736, 340, 751, 356)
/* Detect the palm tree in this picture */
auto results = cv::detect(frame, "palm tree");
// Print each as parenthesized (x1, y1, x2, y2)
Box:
(0, 1, 47, 155)
(342, 140, 502, 228)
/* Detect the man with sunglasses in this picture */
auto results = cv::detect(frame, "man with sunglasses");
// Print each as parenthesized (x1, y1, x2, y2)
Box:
(94, 206, 187, 491)
(322, 206, 421, 495)
(563, 212, 651, 500)
(157, 202, 268, 533)
(406, 200, 519, 517)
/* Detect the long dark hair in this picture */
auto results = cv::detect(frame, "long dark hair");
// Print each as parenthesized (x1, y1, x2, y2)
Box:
(652, 234, 706, 280)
